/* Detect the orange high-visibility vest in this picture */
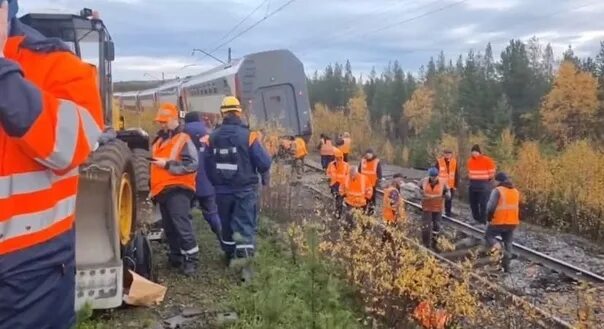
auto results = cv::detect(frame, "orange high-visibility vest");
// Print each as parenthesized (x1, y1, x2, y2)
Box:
(294, 137, 308, 159)
(327, 161, 349, 187)
(360, 158, 380, 187)
(340, 174, 373, 207)
(383, 186, 399, 223)
(340, 137, 351, 154)
(492, 187, 520, 226)
(437, 157, 457, 189)
(150, 132, 196, 197)
(320, 139, 334, 156)
(467, 155, 496, 181)
(421, 178, 446, 213)
(0, 33, 104, 255)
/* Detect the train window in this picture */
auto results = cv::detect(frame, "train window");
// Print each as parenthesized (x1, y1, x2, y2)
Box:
(270, 95, 282, 103)
(213, 88, 217, 94)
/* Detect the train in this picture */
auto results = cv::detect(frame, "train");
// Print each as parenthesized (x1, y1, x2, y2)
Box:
(114, 49, 313, 141)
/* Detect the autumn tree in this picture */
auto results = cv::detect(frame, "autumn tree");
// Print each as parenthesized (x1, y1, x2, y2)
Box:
(347, 88, 373, 154)
(403, 85, 434, 136)
(540, 61, 599, 146)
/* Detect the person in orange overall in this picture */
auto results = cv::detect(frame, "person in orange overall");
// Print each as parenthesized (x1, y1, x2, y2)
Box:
(339, 132, 352, 162)
(340, 167, 373, 228)
(383, 173, 405, 224)
(318, 134, 334, 169)
(292, 136, 308, 179)
(485, 172, 520, 272)
(467, 144, 496, 224)
(434, 149, 459, 217)
(420, 168, 451, 250)
(358, 148, 383, 215)
(150, 103, 199, 276)
(326, 148, 349, 219)
(1, 1, 104, 327)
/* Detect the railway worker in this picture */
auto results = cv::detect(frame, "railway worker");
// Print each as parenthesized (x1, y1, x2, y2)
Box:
(340, 167, 373, 228)
(419, 168, 451, 250)
(359, 148, 383, 216)
(0, 1, 105, 327)
(150, 103, 199, 276)
(318, 133, 335, 169)
(434, 148, 459, 217)
(467, 144, 496, 224)
(485, 172, 520, 273)
(183, 111, 223, 249)
(383, 174, 405, 225)
(340, 132, 352, 162)
(327, 148, 350, 219)
(205, 96, 271, 282)
(292, 136, 308, 179)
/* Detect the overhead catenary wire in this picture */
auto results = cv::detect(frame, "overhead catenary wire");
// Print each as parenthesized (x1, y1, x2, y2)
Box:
(210, 0, 271, 50)
(194, 0, 297, 63)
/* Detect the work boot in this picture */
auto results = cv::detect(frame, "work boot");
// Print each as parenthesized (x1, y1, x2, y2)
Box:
(168, 254, 183, 268)
(182, 254, 199, 277)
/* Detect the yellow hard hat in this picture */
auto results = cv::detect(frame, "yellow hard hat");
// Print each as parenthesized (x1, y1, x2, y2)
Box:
(220, 96, 242, 113)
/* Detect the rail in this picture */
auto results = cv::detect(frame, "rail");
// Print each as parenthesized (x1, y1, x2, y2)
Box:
(303, 159, 604, 285)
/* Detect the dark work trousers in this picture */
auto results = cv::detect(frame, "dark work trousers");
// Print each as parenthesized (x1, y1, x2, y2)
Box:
(216, 189, 258, 260)
(421, 211, 442, 250)
(0, 230, 76, 329)
(321, 155, 335, 169)
(485, 225, 516, 272)
(196, 195, 224, 251)
(330, 184, 343, 219)
(445, 189, 454, 217)
(343, 153, 349, 162)
(364, 186, 378, 216)
(292, 158, 305, 179)
(469, 187, 490, 224)
(159, 190, 199, 262)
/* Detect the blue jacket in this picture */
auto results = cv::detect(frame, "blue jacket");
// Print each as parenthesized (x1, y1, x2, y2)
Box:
(205, 116, 271, 194)
(184, 121, 215, 197)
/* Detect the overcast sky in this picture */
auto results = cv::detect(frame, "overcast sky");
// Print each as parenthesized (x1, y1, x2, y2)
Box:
(18, 0, 604, 81)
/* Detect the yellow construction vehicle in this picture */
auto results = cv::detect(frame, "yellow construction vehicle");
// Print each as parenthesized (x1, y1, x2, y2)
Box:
(19, 8, 154, 310)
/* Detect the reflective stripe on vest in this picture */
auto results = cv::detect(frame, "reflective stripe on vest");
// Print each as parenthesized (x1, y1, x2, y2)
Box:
(468, 156, 496, 181)
(150, 132, 196, 197)
(421, 179, 445, 212)
(437, 157, 457, 188)
(344, 174, 367, 207)
(492, 187, 520, 226)
(361, 158, 379, 187)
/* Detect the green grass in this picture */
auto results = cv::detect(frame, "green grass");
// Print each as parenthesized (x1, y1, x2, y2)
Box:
(224, 221, 366, 329)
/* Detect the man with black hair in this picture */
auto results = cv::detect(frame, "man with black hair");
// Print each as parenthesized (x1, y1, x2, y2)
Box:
(466, 144, 496, 224)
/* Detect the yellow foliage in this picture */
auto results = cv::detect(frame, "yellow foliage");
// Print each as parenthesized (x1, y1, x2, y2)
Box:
(311, 88, 375, 157)
(511, 140, 604, 239)
(381, 140, 395, 163)
(403, 86, 434, 135)
(492, 128, 516, 173)
(540, 61, 599, 145)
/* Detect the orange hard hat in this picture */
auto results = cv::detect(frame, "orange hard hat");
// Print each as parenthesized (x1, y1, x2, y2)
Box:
(154, 103, 179, 123)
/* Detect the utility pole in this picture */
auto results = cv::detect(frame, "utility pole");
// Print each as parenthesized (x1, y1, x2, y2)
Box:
(228, 48, 232, 63)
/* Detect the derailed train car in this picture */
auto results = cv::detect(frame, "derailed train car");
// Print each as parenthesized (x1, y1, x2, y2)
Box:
(114, 49, 313, 141)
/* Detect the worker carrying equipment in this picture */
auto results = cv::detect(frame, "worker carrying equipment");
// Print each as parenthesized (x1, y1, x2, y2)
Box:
(0, 1, 104, 327)
(183, 111, 223, 250)
(340, 167, 373, 228)
(205, 96, 272, 283)
(150, 103, 199, 276)
(326, 148, 349, 219)
(318, 134, 335, 169)
(419, 167, 451, 250)
(359, 148, 383, 216)
(435, 148, 458, 217)
(467, 144, 496, 224)
(485, 172, 520, 272)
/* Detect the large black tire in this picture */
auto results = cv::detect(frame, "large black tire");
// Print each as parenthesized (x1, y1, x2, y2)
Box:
(132, 148, 150, 196)
(86, 140, 155, 282)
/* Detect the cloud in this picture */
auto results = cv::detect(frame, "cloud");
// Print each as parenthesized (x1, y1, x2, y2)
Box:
(15, 0, 604, 81)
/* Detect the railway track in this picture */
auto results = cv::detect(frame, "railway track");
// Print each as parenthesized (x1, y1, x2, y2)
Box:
(297, 158, 604, 328)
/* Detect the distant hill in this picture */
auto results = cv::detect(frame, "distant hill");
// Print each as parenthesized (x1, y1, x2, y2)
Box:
(113, 80, 167, 93)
